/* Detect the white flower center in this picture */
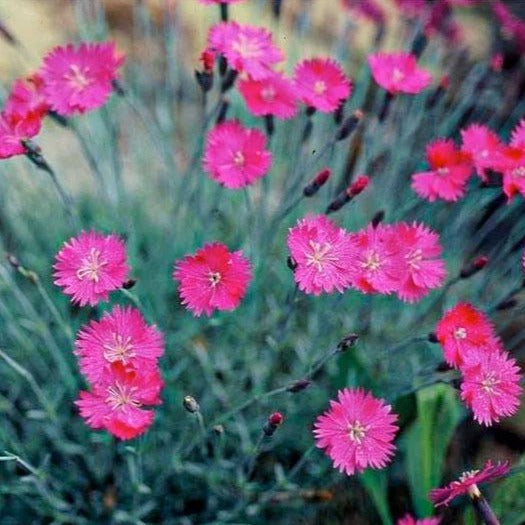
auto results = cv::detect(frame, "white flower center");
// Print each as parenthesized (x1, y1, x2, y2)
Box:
(454, 327, 467, 340)
(209, 271, 222, 287)
(392, 67, 404, 83)
(313, 80, 327, 95)
(512, 166, 525, 178)
(406, 248, 423, 269)
(436, 167, 449, 176)
(306, 240, 337, 271)
(261, 86, 276, 101)
(233, 151, 245, 167)
(103, 333, 135, 364)
(66, 64, 91, 91)
(76, 248, 107, 282)
(362, 250, 382, 271)
(348, 420, 368, 444)
(481, 373, 500, 393)
(232, 35, 261, 59)
(105, 382, 141, 411)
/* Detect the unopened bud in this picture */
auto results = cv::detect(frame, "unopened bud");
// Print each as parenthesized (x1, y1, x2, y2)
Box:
(272, 0, 283, 18)
(122, 278, 137, 290)
(287, 256, 297, 271)
(218, 55, 228, 76)
(264, 114, 275, 136)
(6, 253, 19, 269)
(303, 168, 331, 197)
(301, 119, 313, 143)
(410, 31, 427, 58)
(371, 210, 385, 227)
(263, 412, 284, 436)
(195, 70, 213, 93)
(221, 69, 238, 92)
(111, 79, 126, 97)
(460, 255, 488, 279)
(347, 175, 369, 197)
(337, 333, 359, 351)
(496, 297, 518, 311)
(334, 102, 345, 125)
(200, 49, 215, 72)
(336, 110, 363, 141)
(426, 75, 448, 109)
(213, 424, 224, 436)
(216, 98, 230, 124)
(183, 395, 200, 413)
(427, 332, 438, 343)
(0, 18, 17, 45)
(286, 378, 311, 393)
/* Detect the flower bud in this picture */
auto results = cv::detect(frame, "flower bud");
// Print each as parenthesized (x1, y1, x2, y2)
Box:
(122, 278, 137, 290)
(287, 255, 297, 271)
(216, 98, 230, 124)
(427, 332, 439, 343)
(195, 71, 213, 93)
(264, 114, 275, 136)
(183, 395, 200, 414)
(200, 49, 215, 73)
(221, 69, 238, 93)
(6, 252, 20, 269)
(263, 412, 284, 436)
(303, 168, 331, 197)
(460, 255, 488, 279)
(336, 110, 363, 141)
(337, 333, 359, 351)
(371, 210, 385, 227)
(286, 378, 312, 393)
(347, 175, 369, 197)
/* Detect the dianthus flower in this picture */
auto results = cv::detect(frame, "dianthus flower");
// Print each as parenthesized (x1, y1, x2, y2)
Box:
(293, 58, 352, 113)
(203, 120, 272, 188)
(397, 515, 440, 525)
(76, 363, 163, 440)
(460, 123, 505, 180)
(368, 52, 432, 94)
(492, 1, 525, 53)
(435, 303, 500, 368)
(412, 138, 472, 202)
(0, 111, 42, 159)
(53, 231, 130, 307)
(347, 223, 404, 294)
(41, 41, 124, 116)
(174, 242, 252, 316)
(75, 305, 164, 385)
(314, 388, 398, 476)
(238, 72, 297, 119)
(429, 460, 510, 507)
(287, 214, 354, 295)
(499, 145, 525, 201)
(208, 22, 284, 79)
(4, 73, 49, 120)
(392, 222, 447, 302)
(460, 350, 522, 426)
(341, 0, 385, 24)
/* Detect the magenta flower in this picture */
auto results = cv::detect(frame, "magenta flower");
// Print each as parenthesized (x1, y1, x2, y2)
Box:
(397, 515, 440, 525)
(76, 363, 163, 440)
(287, 214, 355, 295)
(203, 120, 272, 189)
(293, 58, 352, 113)
(429, 460, 510, 507)
(0, 111, 42, 159)
(393, 222, 447, 303)
(460, 123, 505, 180)
(208, 22, 284, 79)
(347, 223, 404, 295)
(4, 73, 49, 120)
(435, 303, 500, 368)
(368, 52, 432, 94)
(498, 145, 525, 202)
(174, 242, 252, 316)
(411, 138, 473, 202)
(314, 388, 398, 476)
(41, 41, 124, 116)
(238, 72, 297, 119)
(53, 231, 130, 307)
(341, 0, 385, 24)
(460, 350, 522, 426)
(75, 305, 164, 385)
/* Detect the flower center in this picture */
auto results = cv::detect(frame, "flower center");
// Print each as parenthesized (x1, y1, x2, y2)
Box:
(392, 67, 404, 83)
(454, 327, 467, 339)
(436, 167, 449, 176)
(481, 373, 500, 393)
(306, 240, 338, 271)
(313, 80, 327, 95)
(76, 248, 107, 282)
(233, 151, 245, 167)
(209, 271, 222, 287)
(362, 250, 382, 271)
(105, 382, 141, 411)
(512, 166, 525, 178)
(66, 64, 91, 91)
(458, 470, 482, 498)
(103, 333, 135, 364)
(348, 420, 368, 444)
(233, 35, 261, 59)
(406, 248, 423, 269)
(480, 149, 489, 159)
(261, 86, 276, 101)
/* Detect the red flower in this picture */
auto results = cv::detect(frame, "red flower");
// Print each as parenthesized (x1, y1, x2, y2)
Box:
(429, 460, 509, 507)
(174, 242, 252, 316)
(412, 138, 472, 202)
(0, 111, 41, 159)
(293, 58, 352, 113)
(4, 72, 49, 120)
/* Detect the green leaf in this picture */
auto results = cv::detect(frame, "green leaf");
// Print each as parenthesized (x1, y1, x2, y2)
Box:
(403, 383, 462, 517)
(491, 457, 525, 525)
(359, 469, 393, 525)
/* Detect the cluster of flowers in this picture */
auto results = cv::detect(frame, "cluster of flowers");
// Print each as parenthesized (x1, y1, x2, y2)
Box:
(54, 231, 164, 440)
(436, 302, 522, 425)
(0, 41, 123, 159)
(412, 119, 525, 203)
(287, 214, 447, 303)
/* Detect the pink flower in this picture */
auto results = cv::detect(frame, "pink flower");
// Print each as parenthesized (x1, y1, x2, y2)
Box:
(287, 214, 355, 295)
(393, 222, 447, 303)
(394, 0, 426, 16)
(347, 223, 404, 295)
(341, 0, 385, 24)
(492, 1, 525, 53)
(412, 139, 473, 202)
(41, 41, 124, 116)
(0, 111, 42, 159)
(460, 350, 522, 426)
(53, 231, 130, 307)
(203, 120, 272, 189)
(397, 515, 440, 525)
(435, 303, 500, 368)
(460, 123, 505, 180)
(293, 58, 352, 113)
(4, 73, 49, 120)
(238, 72, 297, 119)
(511, 119, 525, 148)
(314, 388, 398, 476)
(208, 22, 284, 79)
(498, 145, 525, 202)
(368, 52, 432, 94)
(198, 0, 243, 4)
(429, 460, 510, 507)
(76, 363, 163, 440)
(75, 305, 164, 385)
(174, 242, 252, 316)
